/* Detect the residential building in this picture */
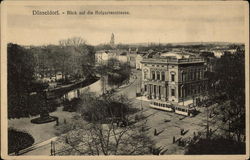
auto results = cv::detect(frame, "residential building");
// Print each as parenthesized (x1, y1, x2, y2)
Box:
(135, 54, 143, 70)
(95, 49, 129, 65)
(127, 52, 137, 68)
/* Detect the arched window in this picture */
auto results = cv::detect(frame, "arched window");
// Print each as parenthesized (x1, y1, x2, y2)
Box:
(161, 71, 165, 81)
(157, 71, 160, 80)
(170, 72, 176, 82)
(171, 88, 175, 96)
(182, 72, 185, 82)
(152, 71, 155, 79)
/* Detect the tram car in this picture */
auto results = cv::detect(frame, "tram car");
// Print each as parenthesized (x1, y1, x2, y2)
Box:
(149, 100, 196, 116)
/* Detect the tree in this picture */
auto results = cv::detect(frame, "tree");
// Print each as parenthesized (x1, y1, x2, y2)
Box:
(55, 93, 154, 155)
(58, 37, 95, 80)
(8, 43, 36, 118)
(204, 49, 245, 143)
(215, 50, 245, 141)
(8, 128, 35, 154)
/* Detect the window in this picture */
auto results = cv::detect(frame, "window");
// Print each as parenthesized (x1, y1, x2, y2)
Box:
(144, 71, 147, 79)
(193, 72, 196, 80)
(190, 72, 193, 80)
(144, 85, 147, 92)
(161, 72, 165, 81)
(171, 89, 175, 96)
(182, 72, 185, 82)
(197, 70, 200, 80)
(171, 74, 175, 82)
(152, 71, 155, 79)
(154, 85, 156, 93)
(159, 86, 161, 95)
(157, 71, 160, 80)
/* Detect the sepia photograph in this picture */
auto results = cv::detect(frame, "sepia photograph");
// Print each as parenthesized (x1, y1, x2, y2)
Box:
(1, 0, 249, 159)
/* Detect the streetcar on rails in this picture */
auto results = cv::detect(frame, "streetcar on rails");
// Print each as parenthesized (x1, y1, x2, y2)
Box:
(149, 100, 196, 116)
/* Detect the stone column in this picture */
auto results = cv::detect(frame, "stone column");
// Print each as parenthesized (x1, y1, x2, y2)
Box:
(148, 84, 151, 99)
(166, 85, 168, 100)
(159, 86, 161, 100)
(151, 85, 155, 99)
(156, 85, 159, 99)
(180, 86, 183, 98)
(183, 87, 186, 99)
(161, 86, 165, 100)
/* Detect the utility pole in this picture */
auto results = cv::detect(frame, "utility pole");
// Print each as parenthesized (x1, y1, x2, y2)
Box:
(140, 75, 143, 111)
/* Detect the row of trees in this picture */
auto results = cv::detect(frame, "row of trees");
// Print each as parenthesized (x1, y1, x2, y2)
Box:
(8, 43, 50, 118)
(31, 37, 95, 81)
(186, 48, 245, 154)
(8, 37, 96, 119)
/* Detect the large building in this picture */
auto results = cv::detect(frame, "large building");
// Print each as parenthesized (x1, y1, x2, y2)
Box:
(141, 52, 207, 116)
(95, 50, 128, 65)
(135, 54, 143, 70)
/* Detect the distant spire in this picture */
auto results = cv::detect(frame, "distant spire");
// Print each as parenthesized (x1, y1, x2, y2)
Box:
(110, 33, 115, 48)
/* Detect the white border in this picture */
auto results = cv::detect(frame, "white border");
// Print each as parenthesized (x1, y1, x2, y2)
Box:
(1, 1, 249, 160)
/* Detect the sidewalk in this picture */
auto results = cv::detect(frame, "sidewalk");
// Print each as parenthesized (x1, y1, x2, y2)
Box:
(136, 96, 151, 102)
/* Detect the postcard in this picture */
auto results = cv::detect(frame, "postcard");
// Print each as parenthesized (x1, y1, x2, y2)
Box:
(1, 1, 249, 160)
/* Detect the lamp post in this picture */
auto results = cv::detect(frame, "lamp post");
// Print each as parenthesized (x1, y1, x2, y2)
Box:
(140, 75, 143, 110)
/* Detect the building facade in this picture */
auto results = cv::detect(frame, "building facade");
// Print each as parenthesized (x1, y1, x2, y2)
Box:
(95, 50, 129, 65)
(141, 56, 207, 115)
(135, 54, 143, 70)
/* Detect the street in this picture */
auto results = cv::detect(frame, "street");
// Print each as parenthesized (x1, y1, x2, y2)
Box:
(14, 69, 214, 155)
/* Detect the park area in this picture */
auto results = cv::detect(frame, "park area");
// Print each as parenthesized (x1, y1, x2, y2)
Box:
(7, 70, 208, 155)
(8, 106, 77, 147)
(8, 69, 245, 155)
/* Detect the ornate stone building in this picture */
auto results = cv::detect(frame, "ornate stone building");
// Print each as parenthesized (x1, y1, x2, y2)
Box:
(141, 54, 207, 115)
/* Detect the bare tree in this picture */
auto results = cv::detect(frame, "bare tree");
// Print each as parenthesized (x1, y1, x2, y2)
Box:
(55, 93, 154, 155)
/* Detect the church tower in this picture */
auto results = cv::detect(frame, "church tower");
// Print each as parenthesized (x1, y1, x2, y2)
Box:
(110, 33, 115, 48)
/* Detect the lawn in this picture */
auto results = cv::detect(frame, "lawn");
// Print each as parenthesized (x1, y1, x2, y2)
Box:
(8, 106, 77, 144)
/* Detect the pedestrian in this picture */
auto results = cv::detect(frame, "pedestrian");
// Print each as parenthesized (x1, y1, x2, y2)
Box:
(154, 129, 157, 136)
(56, 118, 59, 126)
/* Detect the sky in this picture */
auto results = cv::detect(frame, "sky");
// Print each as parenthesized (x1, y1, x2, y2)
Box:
(6, 2, 247, 46)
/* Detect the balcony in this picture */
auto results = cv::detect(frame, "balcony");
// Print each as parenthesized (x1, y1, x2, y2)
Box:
(143, 78, 167, 85)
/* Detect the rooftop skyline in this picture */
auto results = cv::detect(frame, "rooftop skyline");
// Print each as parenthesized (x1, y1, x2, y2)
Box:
(6, 2, 247, 46)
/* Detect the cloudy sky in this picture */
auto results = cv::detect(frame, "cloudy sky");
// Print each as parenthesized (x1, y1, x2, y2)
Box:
(6, 2, 247, 46)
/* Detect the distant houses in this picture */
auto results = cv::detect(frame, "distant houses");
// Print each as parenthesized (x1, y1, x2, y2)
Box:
(95, 49, 129, 65)
(95, 48, 148, 70)
(135, 54, 143, 70)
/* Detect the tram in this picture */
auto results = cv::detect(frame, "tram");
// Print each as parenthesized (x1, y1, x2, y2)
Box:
(149, 100, 196, 116)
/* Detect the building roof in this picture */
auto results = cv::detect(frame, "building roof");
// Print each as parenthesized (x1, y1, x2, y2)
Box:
(161, 52, 192, 59)
(141, 55, 204, 65)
